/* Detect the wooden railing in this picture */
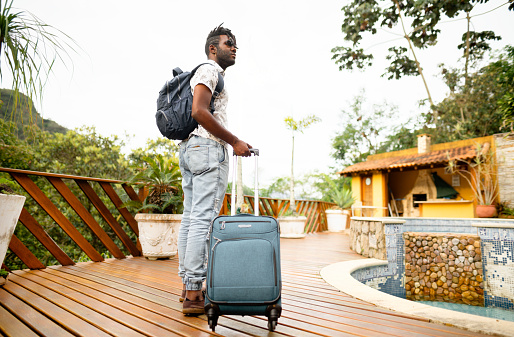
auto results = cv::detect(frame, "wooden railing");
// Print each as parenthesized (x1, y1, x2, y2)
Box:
(0, 167, 335, 270)
(220, 194, 335, 233)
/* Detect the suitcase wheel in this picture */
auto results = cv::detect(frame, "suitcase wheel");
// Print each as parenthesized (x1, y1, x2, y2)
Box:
(208, 317, 217, 332)
(267, 319, 277, 332)
(266, 305, 281, 332)
(205, 303, 219, 332)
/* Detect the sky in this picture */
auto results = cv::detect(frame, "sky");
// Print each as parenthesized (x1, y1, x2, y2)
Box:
(9, 0, 514, 188)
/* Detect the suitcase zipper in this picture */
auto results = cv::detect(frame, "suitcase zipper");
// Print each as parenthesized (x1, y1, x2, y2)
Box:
(219, 220, 271, 230)
(211, 237, 222, 251)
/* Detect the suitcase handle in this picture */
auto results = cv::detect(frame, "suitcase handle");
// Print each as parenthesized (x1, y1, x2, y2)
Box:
(231, 149, 259, 216)
(232, 148, 259, 156)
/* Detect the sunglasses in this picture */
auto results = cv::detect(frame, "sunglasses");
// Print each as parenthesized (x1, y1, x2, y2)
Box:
(225, 38, 238, 49)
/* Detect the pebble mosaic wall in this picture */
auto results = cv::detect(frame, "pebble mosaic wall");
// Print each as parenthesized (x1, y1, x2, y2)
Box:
(404, 233, 484, 306)
(350, 218, 514, 313)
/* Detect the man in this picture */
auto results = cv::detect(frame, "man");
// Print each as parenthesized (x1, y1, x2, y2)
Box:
(178, 24, 252, 315)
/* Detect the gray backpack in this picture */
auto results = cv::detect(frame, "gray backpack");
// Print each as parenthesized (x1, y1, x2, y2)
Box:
(155, 63, 224, 140)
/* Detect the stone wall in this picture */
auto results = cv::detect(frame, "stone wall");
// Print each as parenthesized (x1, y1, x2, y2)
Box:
(495, 133, 514, 206)
(404, 232, 483, 306)
(349, 219, 386, 259)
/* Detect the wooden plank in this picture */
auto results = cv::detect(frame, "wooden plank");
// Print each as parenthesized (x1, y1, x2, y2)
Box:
(0, 303, 39, 337)
(20, 270, 215, 337)
(75, 180, 140, 257)
(45, 266, 249, 337)
(88, 260, 397, 337)
(309, 204, 321, 233)
(47, 177, 125, 259)
(221, 315, 321, 337)
(262, 199, 273, 216)
(18, 208, 75, 266)
(10, 172, 103, 262)
(254, 197, 262, 215)
(1, 231, 489, 337)
(122, 183, 141, 202)
(7, 273, 148, 337)
(0, 288, 75, 337)
(0, 167, 124, 183)
(305, 202, 317, 233)
(269, 199, 279, 217)
(2, 281, 111, 337)
(8, 234, 46, 270)
(99, 182, 139, 235)
(283, 302, 460, 337)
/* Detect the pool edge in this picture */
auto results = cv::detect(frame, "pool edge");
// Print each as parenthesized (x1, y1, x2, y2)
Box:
(320, 259, 514, 337)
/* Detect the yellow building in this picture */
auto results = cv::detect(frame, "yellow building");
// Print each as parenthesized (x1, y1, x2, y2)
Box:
(338, 134, 498, 218)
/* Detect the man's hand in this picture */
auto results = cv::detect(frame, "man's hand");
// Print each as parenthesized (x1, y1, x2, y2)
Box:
(233, 139, 252, 157)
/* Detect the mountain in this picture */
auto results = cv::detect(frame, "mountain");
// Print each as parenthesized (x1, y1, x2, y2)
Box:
(0, 89, 68, 139)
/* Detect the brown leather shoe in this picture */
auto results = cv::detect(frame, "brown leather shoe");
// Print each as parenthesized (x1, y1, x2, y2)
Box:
(182, 298, 205, 315)
(179, 285, 186, 302)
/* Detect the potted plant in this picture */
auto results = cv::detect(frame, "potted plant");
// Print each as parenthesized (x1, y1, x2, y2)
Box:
(447, 143, 498, 218)
(324, 176, 355, 232)
(123, 155, 183, 260)
(280, 115, 321, 238)
(0, 181, 26, 283)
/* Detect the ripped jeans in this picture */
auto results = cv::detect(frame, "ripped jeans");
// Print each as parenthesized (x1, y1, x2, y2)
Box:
(178, 135, 229, 291)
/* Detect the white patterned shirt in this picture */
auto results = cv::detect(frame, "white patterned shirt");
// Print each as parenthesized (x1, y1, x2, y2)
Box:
(189, 60, 228, 147)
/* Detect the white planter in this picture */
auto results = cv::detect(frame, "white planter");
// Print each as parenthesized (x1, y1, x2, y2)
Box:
(278, 216, 306, 239)
(326, 209, 349, 232)
(0, 194, 26, 267)
(135, 213, 182, 260)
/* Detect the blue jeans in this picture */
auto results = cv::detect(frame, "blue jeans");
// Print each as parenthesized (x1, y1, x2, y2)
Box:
(178, 135, 229, 291)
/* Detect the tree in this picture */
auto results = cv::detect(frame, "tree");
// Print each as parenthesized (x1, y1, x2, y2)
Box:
(32, 126, 131, 180)
(284, 115, 321, 214)
(128, 137, 179, 168)
(260, 171, 351, 203)
(432, 45, 514, 143)
(331, 92, 400, 165)
(493, 46, 514, 133)
(1, 126, 137, 269)
(331, 0, 511, 124)
(0, 0, 76, 129)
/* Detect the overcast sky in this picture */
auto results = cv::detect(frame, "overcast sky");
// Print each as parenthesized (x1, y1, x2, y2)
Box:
(10, 0, 514, 187)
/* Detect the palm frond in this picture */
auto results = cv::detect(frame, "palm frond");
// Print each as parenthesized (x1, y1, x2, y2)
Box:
(0, 0, 78, 131)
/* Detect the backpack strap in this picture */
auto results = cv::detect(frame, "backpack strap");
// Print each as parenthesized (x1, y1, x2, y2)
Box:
(210, 73, 224, 113)
(190, 63, 225, 114)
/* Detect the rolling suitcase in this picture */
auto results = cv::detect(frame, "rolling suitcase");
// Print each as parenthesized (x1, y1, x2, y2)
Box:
(204, 149, 282, 332)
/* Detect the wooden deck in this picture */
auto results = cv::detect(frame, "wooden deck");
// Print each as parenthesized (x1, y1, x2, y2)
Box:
(0, 233, 487, 337)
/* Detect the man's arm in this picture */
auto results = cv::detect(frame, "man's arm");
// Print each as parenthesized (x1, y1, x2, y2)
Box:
(191, 83, 251, 156)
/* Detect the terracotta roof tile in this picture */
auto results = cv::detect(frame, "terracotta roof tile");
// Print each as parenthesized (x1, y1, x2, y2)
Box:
(340, 145, 477, 175)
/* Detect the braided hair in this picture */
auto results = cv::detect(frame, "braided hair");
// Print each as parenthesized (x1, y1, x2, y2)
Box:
(205, 23, 236, 56)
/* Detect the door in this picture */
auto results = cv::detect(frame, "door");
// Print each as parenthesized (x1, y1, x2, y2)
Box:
(361, 175, 373, 216)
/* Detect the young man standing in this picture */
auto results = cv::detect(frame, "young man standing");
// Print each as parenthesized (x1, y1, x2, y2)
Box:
(178, 24, 252, 315)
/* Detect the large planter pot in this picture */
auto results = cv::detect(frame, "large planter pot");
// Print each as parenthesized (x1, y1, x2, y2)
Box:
(278, 216, 306, 239)
(326, 209, 350, 232)
(476, 204, 496, 218)
(0, 194, 26, 269)
(135, 213, 182, 260)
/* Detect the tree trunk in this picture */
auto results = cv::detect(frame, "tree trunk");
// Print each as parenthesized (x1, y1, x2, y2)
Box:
(393, 0, 436, 123)
(464, 11, 471, 90)
(289, 134, 296, 214)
